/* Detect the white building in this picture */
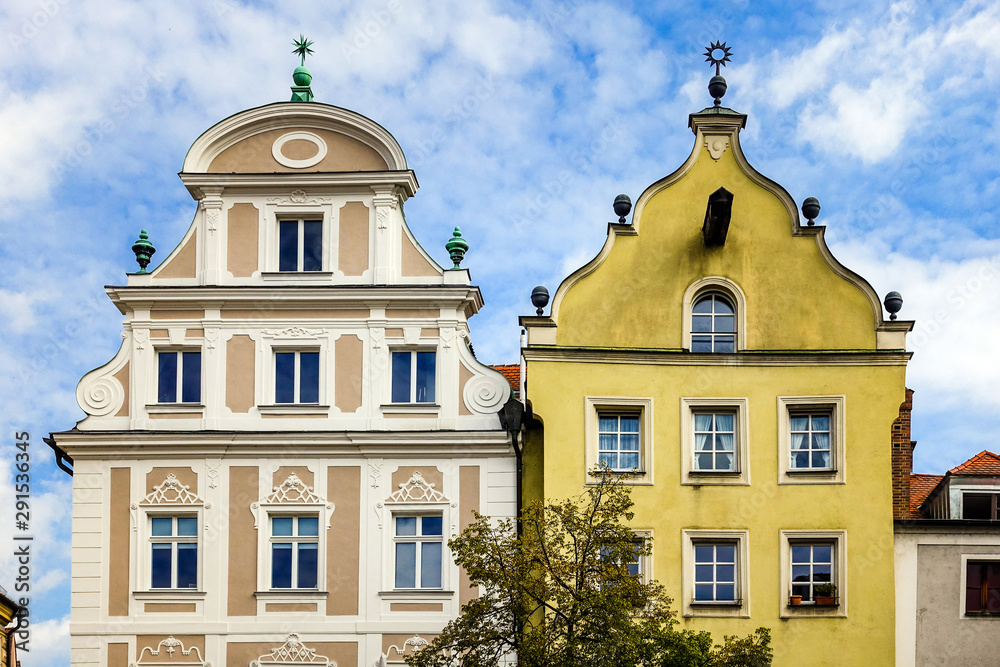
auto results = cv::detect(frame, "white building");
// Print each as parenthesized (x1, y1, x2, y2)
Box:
(49, 71, 516, 667)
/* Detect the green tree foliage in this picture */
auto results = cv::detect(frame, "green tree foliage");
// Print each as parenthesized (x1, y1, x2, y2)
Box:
(406, 474, 772, 667)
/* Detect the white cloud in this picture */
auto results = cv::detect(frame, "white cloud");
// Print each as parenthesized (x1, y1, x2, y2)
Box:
(16, 614, 71, 666)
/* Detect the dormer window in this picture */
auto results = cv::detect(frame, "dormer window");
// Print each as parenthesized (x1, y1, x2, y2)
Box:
(279, 218, 323, 272)
(691, 293, 736, 353)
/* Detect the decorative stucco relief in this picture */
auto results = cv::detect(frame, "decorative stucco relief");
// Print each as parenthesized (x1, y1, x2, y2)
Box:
(386, 471, 448, 503)
(463, 374, 509, 414)
(251, 473, 334, 529)
(703, 134, 730, 160)
(140, 473, 204, 505)
(251, 633, 333, 666)
(133, 636, 209, 665)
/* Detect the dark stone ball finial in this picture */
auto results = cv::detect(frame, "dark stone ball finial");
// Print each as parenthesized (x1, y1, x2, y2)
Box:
(801, 197, 821, 226)
(613, 194, 632, 224)
(884, 291, 903, 321)
(530, 285, 550, 316)
(708, 74, 728, 107)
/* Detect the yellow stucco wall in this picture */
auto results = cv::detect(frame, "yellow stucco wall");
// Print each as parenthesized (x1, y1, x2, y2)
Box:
(524, 117, 905, 666)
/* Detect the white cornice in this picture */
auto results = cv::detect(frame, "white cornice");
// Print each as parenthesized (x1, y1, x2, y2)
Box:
(104, 285, 485, 315)
(522, 347, 912, 367)
(51, 429, 513, 460)
(178, 171, 419, 200)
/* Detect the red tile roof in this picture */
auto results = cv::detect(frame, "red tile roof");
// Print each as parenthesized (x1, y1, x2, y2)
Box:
(909, 474, 945, 518)
(490, 364, 520, 394)
(949, 450, 1000, 476)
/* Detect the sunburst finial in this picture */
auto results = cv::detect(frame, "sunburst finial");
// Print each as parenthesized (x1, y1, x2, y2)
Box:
(292, 35, 314, 66)
(703, 41, 733, 76)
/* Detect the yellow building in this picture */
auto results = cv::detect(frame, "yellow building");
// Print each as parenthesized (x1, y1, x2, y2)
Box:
(520, 64, 913, 665)
(1, 586, 21, 667)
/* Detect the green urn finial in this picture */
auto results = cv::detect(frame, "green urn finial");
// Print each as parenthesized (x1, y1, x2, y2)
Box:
(131, 229, 156, 273)
(290, 35, 315, 102)
(445, 226, 469, 269)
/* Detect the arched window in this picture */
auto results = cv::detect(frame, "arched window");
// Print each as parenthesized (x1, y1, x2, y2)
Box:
(691, 293, 736, 353)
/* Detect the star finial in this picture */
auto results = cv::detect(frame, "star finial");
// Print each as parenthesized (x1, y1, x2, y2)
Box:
(292, 35, 314, 67)
(703, 41, 733, 76)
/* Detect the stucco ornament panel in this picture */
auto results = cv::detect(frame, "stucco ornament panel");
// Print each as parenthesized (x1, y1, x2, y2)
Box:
(133, 635, 209, 665)
(262, 326, 327, 339)
(703, 134, 730, 160)
(251, 473, 334, 528)
(381, 636, 431, 664)
(140, 473, 204, 505)
(386, 471, 448, 503)
(251, 633, 333, 666)
(271, 131, 329, 169)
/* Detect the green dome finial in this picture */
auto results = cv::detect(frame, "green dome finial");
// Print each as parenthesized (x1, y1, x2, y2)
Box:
(290, 35, 315, 102)
(445, 226, 469, 269)
(131, 229, 156, 274)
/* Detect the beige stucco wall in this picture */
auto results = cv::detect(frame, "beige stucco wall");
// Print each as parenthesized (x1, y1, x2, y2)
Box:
(915, 543, 1000, 666)
(208, 128, 388, 173)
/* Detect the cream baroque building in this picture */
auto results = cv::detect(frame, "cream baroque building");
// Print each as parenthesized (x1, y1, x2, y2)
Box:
(50, 94, 516, 666)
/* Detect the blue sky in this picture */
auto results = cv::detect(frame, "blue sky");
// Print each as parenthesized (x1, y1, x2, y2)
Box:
(1, 0, 998, 661)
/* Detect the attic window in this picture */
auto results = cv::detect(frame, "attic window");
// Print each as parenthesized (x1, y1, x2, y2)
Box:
(702, 187, 734, 247)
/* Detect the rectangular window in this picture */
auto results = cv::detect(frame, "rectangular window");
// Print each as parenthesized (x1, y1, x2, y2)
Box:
(966, 561, 1000, 615)
(598, 412, 641, 471)
(157, 351, 201, 403)
(150, 516, 198, 589)
(681, 529, 748, 618)
(963, 493, 1000, 520)
(790, 543, 834, 603)
(693, 411, 736, 472)
(394, 515, 443, 589)
(391, 351, 436, 403)
(279, 218, 323, 272)
(274, 351, 320, 404)
(694, 542, 738, 603)
(789, 411, 832, 470)
(270, 516, 319, 589)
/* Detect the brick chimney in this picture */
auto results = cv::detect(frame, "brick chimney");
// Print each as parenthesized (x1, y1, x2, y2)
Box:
(891, 388, 916, 519)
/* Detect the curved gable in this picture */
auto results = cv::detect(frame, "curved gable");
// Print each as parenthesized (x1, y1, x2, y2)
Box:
(551, 111, 885, 352)
(182, 102, 407, 174)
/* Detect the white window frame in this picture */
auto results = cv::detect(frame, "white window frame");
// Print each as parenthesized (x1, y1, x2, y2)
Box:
(680, 397, 749, 486)
(266, 513, 321, 590)
(153, 347, 203, 405)
(779, 529, 847, 618)
(682, 277, 747, 352)
(251, 472, 335, 603)
(391, 513, 446, 590)
(139, 507, 204, 593)
(257, 332, 330, 413)
(273, 349, 322, 405)
(261, 200, 334, 279)
(380, 501, 453, 595)
(388, 348, 438, 405)
(584, 396, 654, 485)
(959, 554, 1000, 618)
(681, 529, 750, 618)
(777, 395, 846, 485)
(275, 215, 327, 272)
